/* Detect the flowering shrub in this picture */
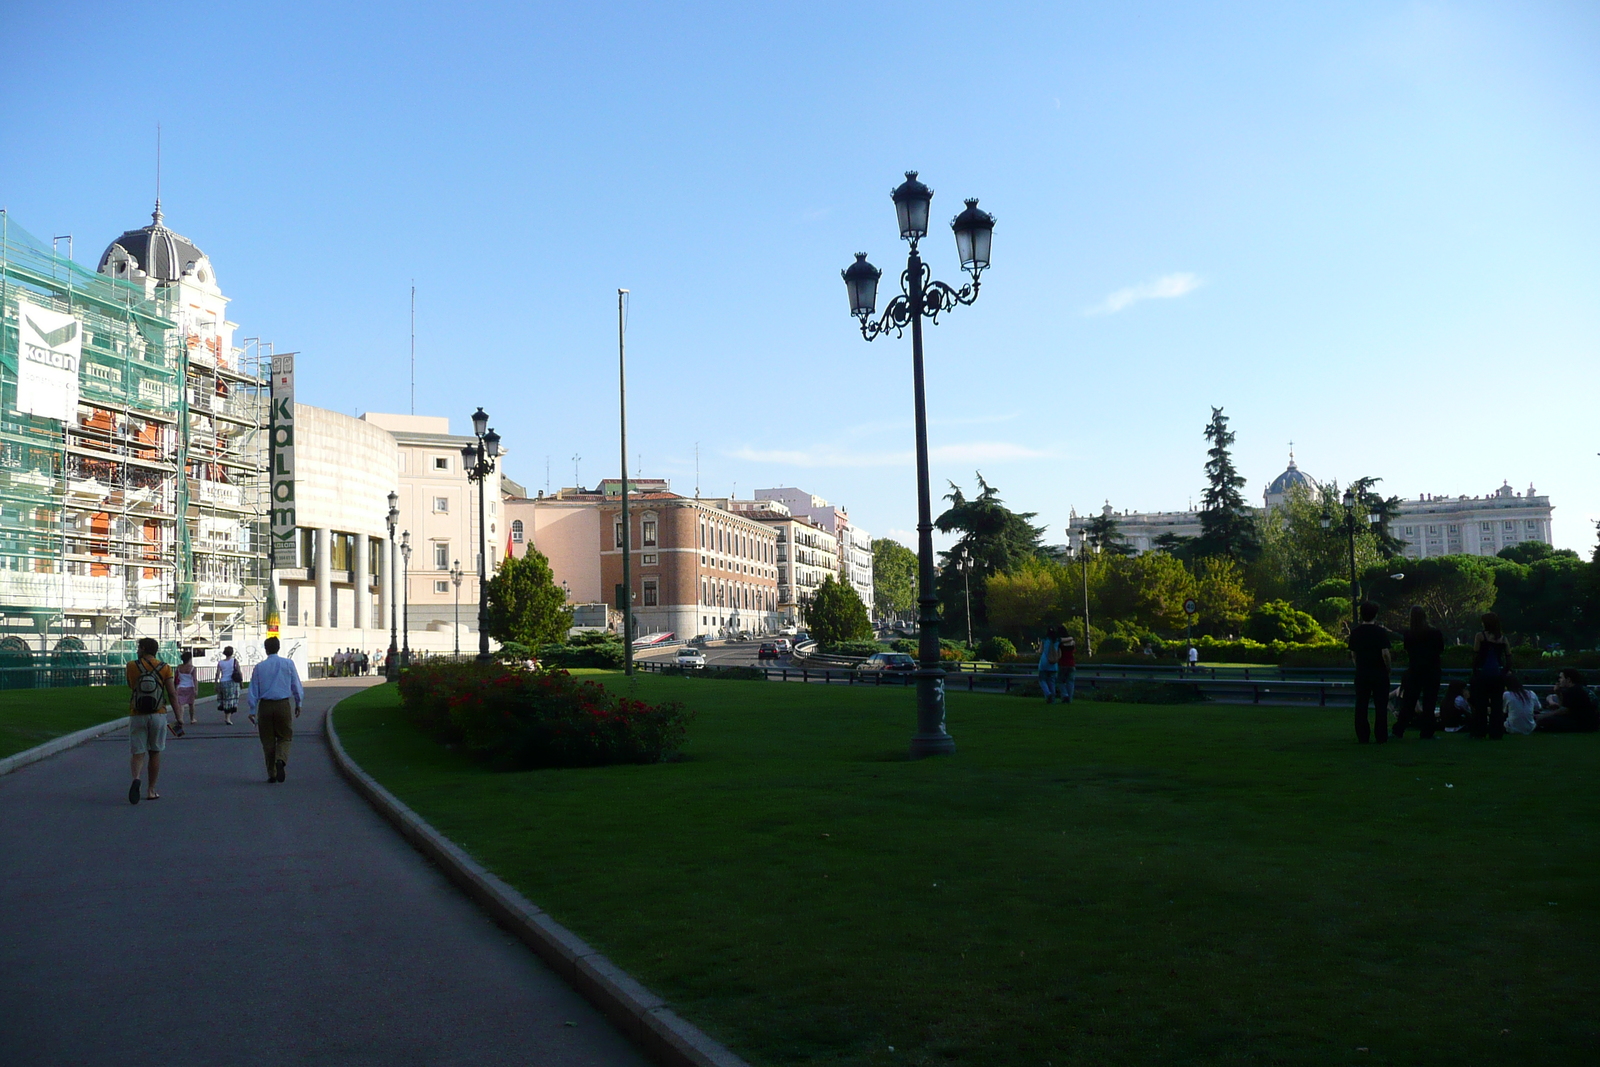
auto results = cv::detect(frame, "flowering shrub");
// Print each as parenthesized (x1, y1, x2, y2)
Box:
(397, 660, 691, 770)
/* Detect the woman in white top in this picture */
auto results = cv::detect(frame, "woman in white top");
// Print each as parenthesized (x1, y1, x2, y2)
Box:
(215, 646, 242, 725)
(1501, 673, 1540, 736)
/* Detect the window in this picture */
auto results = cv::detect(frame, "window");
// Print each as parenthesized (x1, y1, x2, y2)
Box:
(512, 519, 524, 544)
(642, 520, 657, 547)
(643, 580, 658, 607)
(434, 579, 450, 594)
(434, 542, 450, 571)
(433, 457, 449, 471)
(433, 496, 449, 513)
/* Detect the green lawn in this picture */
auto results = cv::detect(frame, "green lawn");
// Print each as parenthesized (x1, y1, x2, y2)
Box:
(0, 683, 218, 758)
(332, 674, 1599, 1067)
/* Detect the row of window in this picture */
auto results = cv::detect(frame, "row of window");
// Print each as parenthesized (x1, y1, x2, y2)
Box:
(1403, 520, 1541, 536)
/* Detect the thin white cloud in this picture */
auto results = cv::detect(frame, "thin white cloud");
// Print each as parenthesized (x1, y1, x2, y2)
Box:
(1087, 272, 1203, 315)
(728, 441, 1051, 469)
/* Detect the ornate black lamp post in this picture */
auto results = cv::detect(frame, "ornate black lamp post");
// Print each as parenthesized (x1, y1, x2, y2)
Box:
(399, 530, 412, 666)
(386, 491, 400, 679)
(450, 559, 464, 657)
(460, 408, 501, 664)
(1322, 487, 1380, 630)
(842, 171, 994, 758)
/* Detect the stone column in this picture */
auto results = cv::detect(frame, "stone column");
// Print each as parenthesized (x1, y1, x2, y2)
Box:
(315, 526, 331, 628)
(354, 534, 370, 631)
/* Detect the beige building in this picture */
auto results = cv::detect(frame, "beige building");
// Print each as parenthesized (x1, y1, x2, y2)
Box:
(360, 413, 504, 651)
(1064, 457, 1555, 561)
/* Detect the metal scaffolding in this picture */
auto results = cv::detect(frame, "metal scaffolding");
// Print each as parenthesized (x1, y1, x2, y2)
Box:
(0, 212, 269, 685)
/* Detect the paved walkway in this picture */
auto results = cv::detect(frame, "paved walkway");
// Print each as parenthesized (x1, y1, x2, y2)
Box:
(0, 680, 649, 1067)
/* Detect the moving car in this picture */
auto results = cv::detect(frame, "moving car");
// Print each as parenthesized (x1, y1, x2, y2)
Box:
(857, 652, 916, 672)
(757, 643, 781, 662)
(676, 647, 707, 669)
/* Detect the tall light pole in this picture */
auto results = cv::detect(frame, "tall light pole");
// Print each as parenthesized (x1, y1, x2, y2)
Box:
(957, 545, 973, 648)
(450, 559, 464, 657)
(843, 171, 994, 758)
(386, 491, 400, 679)
(399, 530, 412, 666)
(617, 288, 634, 676)
(460, 408, 501, 664)
(1322, 487, 1380, 631)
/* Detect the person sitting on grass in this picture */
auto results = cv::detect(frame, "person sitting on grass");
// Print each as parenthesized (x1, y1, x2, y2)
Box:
(1535, 669, 1598, 733)
(1501, 673, 1540, 736)
(1441, 681, 1471, 733)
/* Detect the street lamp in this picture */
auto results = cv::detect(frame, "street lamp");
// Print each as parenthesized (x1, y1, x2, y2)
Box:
(385, 490, 400, 679)
(1321, 486, 1382, 630)
(399, 529, 412, 666)
(1066, 539, 1092, 657)
(450, 559, 464, 658)
(461, 408, 501, 664)
(842, 171, 994, 758)
(957, 545, 974, 648)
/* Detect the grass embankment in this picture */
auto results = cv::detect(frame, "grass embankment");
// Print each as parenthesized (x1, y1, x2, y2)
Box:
(333, 674, 1599, 1067)
(0, 683, 218, 758)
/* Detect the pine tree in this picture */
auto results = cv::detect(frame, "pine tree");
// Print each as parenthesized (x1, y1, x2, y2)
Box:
(1195, 406, 1260, 562)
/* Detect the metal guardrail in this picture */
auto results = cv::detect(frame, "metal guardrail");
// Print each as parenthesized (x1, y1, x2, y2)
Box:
(632, 659, 1560, 707)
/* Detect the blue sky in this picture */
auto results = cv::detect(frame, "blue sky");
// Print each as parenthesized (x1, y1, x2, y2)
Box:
(4, 1, 1597, 551)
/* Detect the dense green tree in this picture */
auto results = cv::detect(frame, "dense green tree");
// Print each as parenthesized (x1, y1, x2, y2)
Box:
(808, 574, 873, 647)
(1363, 555, 1497, 641)
(934, 474, 1047, 627)
(871, 538, 918, 622)
(1195, 407, 1260, 562)
(484, 549, 573, 649)
(1083, 508, 1136, 556)
(1244, 600, 1328, 644)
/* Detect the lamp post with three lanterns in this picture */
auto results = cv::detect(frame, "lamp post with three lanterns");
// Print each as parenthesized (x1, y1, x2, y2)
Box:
(841, 171, 994, 758)
(460, 408, 502, 664)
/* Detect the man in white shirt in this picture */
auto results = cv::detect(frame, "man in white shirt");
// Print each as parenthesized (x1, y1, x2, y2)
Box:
(248, 637, 304, 783)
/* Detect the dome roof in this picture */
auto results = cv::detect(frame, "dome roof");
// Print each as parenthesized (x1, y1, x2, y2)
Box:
(1266, 454, 1316, 497)
(97, 203, 209, 284)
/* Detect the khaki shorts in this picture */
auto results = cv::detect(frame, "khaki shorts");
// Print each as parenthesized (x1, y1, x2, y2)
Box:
(129, 712, 167, 755)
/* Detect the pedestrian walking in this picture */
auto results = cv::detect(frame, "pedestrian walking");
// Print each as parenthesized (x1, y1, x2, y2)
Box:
(1056, 634, 1078, 704)
(125, 637, 178, 804)
(1346, 602, 1393, 743)
(173, 650, 199, 725)
(215, 645, 243, 725)
(1469, 612, 1511, 739)
(1037, 626, 1061, 704)
(248, 637, 303, 784)
(1392, 606, 1443, 739)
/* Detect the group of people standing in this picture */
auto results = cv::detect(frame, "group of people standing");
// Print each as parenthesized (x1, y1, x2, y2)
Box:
(1349, 605, 1598, 744)
(1035, 627, 1078, 705)
(124, 636, 305, 804)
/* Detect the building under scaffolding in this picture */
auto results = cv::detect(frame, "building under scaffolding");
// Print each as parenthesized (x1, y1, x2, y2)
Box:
(0, 209, 270, 684)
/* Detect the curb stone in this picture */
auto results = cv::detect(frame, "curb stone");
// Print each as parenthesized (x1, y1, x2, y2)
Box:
(324, 701, 750, 1067)
(0, 694, 219, 779)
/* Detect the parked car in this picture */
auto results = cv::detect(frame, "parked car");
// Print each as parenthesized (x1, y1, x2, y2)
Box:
(858, 652, 916, 672)
(676, 647, 707, 669)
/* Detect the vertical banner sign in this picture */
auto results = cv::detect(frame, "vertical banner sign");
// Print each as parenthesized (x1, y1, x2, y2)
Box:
(15, 299, 82, 422)
(269, 354, 296, 569)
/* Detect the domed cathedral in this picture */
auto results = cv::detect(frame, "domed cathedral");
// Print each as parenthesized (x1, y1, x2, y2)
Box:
(1262, 449, 1318, 510)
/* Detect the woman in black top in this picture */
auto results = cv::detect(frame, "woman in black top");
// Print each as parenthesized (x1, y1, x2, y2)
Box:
(1470, 612, 1512, 738)
(1394, 606, 1444, 739)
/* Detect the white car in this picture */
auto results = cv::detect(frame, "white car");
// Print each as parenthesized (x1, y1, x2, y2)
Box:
(676, 647, 707, 669)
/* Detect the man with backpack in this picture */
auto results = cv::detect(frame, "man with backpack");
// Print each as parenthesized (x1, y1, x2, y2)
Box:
(125, 637, 178, 804)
